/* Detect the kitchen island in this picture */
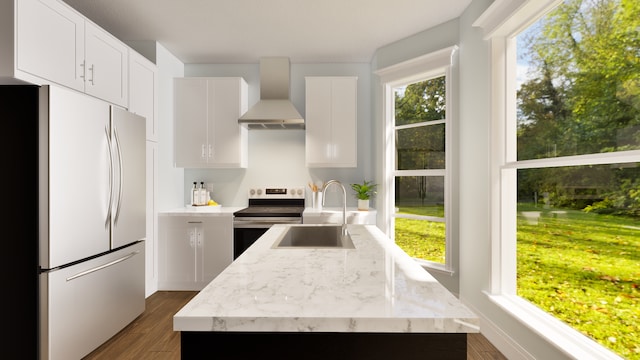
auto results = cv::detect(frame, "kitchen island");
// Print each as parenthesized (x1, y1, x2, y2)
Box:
(174, 224, 479, 359)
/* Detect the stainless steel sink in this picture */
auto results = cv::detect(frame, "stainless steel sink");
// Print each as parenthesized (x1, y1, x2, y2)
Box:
(272, 225, 355, 249)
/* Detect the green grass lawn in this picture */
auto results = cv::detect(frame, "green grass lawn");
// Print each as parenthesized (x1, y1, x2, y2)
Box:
(394, 204, 640, 359)
(394, 205, 445, 263)
(517, 205, 639, 359)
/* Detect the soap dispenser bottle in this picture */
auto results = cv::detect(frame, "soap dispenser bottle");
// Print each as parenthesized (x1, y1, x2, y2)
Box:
(199, 182, 206, 205)
(191, 182, 198, 205)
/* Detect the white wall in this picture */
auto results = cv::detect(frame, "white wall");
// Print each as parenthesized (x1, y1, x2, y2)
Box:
(179, 63, 374, 209)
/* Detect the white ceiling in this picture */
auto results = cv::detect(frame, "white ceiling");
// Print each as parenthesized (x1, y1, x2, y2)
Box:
(62, 0, 471, 64)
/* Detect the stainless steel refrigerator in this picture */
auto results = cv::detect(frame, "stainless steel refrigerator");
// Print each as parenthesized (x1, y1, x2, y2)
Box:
(1, 84, 146, 359)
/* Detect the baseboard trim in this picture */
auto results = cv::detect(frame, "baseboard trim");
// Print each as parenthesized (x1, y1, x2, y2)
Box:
(462, 299, 535, 360)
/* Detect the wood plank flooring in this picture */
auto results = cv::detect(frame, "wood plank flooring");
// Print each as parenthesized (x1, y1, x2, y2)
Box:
(84, 291, 508, 359)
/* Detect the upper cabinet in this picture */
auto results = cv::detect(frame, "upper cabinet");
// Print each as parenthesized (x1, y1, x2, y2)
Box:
(174, 77, 249, 168)
(305, 76, 357, 168)
(82, 21, 128, 107)
(129, 50, 157, 141)
(2, 0, 128, 107)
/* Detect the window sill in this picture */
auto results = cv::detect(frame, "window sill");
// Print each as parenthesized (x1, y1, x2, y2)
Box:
(484, 292, 623, 360)
(415, 259, 455, 276)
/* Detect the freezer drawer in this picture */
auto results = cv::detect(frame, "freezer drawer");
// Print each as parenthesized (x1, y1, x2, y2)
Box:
(40, 241, 145, 360)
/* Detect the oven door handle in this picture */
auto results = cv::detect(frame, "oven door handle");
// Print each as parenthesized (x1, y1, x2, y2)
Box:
(233, 220, 301, 228)
(233, 223, 272, 229)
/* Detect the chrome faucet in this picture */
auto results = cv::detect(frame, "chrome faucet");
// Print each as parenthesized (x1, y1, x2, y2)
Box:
(322, 180, 348, 236)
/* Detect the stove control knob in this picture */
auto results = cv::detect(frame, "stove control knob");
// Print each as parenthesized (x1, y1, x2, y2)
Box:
(257, 189, 263, 196)
(249, 189, 256, 196)
(296, 188, 303, 196)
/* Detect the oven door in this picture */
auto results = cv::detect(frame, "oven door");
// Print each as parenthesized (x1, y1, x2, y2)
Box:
(233, 224, 270, 260)
(233, 218, 302, 259)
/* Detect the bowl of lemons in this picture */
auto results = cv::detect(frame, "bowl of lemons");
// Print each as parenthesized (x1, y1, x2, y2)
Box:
(187, 200, 221, 211)
(204, 199, 221, 211)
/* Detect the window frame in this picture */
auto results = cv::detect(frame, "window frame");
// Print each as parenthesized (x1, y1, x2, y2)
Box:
(474, 0, 640, 358)
(375, 46, 457, 273)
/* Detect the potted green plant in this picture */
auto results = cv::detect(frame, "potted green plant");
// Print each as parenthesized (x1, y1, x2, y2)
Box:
(350, 180, 377, 210)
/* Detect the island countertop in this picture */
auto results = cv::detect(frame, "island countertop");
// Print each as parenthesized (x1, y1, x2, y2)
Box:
(173, 224, 479, 334)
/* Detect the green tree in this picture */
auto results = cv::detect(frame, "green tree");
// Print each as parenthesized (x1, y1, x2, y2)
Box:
(517, 0, 640, 216)
(395, 77, 446, 126)
(521, 0, 640, 154)
(394, 77, 447, 205)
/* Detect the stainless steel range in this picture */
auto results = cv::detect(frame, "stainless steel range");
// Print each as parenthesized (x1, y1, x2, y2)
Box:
(233, 186, 305, 259)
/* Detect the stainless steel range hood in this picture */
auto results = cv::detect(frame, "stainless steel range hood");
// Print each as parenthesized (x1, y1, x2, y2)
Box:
(238, 57, 304, 129)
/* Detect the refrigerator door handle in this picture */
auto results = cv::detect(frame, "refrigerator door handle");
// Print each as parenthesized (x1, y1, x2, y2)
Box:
(65, 250, 140, 281)
(105, 126, 115, 228)
(113, 125, 124, 225)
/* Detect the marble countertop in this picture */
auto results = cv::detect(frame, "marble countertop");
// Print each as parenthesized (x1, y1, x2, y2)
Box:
(302, 207, 375, 214)
(173, 224, 479, 334)
(159, 206, 244, 216)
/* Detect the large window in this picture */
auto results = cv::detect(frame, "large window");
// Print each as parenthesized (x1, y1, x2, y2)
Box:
(480, 0, 639, 358)
(376, 47, 456, 272)
(393, 77, 448, 265)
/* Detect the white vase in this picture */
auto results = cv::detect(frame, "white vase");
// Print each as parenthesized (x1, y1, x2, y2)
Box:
(357, 199, 369, 211)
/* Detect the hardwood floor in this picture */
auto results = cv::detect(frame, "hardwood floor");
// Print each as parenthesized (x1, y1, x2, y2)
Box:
(84, 291, 508, 359)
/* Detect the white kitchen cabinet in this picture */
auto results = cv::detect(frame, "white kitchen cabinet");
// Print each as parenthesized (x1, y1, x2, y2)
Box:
(83, 20, 128, 107)
(3, 0, 128, 107)
(305, 76, 357, 167)
(158, 215, 233, 291)
(129, 50, 158, 141)
(12, 0, 85, 91)
(174, 77, 248, 168)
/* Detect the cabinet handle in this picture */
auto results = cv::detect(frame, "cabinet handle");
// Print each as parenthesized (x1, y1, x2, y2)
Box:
(88, 64, 95, 85)
(189, 229, 196, 247)
(196, 230, 203, 247)
(208, 144, 213, 159)
(201, 144, 206, 159)
(80, 61, 86, 80)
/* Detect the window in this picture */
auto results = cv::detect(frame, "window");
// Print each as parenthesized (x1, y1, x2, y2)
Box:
(477, 0, 640, 358)
(375, 47, 456, 272)
(394, 77, 448, 265)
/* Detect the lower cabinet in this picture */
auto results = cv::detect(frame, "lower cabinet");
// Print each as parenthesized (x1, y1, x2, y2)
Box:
(158, 215, 233, 291)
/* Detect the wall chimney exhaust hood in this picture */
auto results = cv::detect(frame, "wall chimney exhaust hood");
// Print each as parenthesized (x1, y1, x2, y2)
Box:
(238, 57, 304, 129)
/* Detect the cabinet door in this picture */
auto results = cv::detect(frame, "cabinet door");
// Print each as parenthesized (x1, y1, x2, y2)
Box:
(208, 78, 248, 167)
(158, 217, 197, 290)
(130, 51, 157, 141)
(16, 0, 85, 91)
(305, 76, 357, 167)
(305, 77, 333, 166)
(198, 216, 233, 286)
(84, 21, 128, 107)
(329, 77, 357, 167)
(174, 78, 209, 167)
